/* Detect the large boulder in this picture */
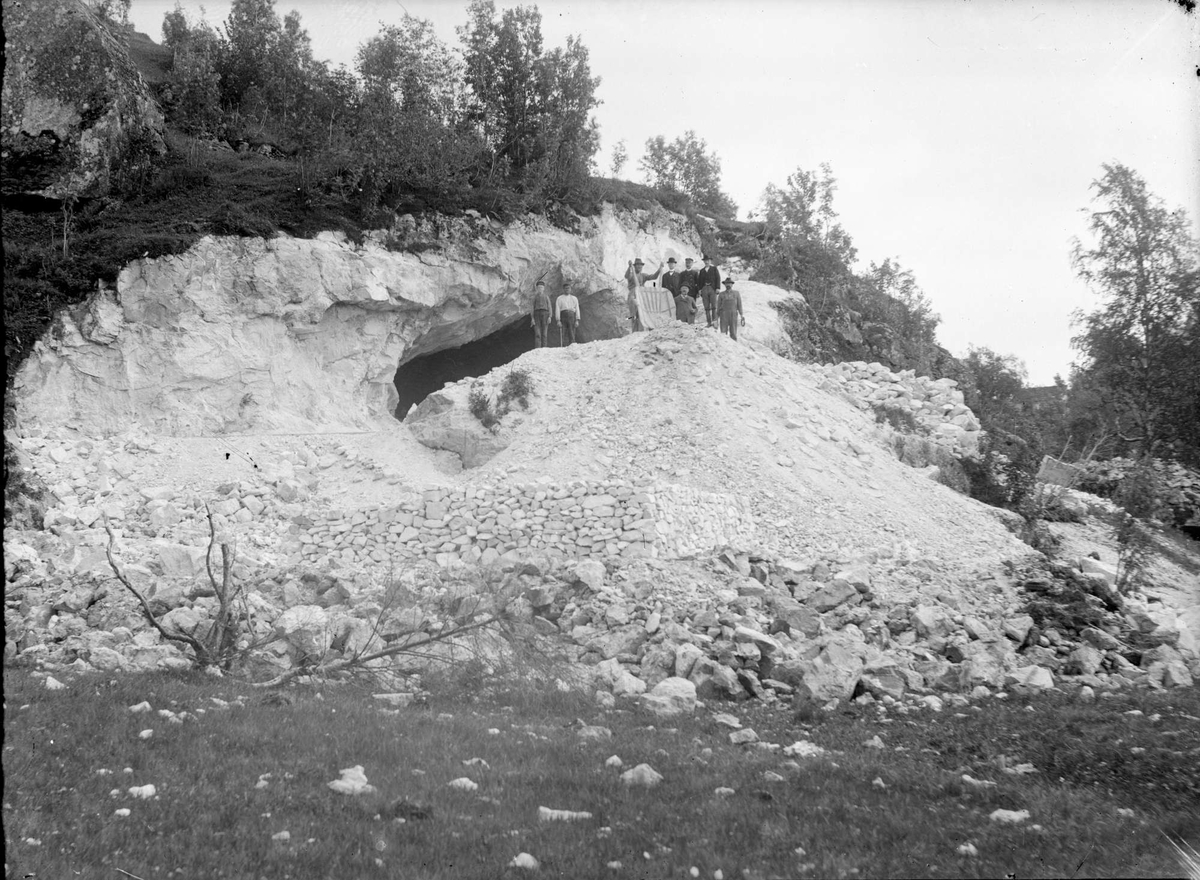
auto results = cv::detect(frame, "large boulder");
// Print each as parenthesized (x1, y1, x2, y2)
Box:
(1, 0, 164, 199)
(639, 677, 697, 717)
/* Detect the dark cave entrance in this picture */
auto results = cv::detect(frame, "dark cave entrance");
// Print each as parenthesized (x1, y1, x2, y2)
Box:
(394, 316, 538, 419)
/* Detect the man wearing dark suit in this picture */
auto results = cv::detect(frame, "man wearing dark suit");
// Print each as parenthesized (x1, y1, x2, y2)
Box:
(660, 258, 682, 297)
(696, 255, 722, 327)
(679, 258, 701, 323)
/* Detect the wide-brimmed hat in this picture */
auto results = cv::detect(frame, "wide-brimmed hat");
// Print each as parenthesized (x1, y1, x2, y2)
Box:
(535, 280, 545, 286)
(722, 278, 735, 286)
(680, 284, 691, 292)
(634, 258, 645, 266)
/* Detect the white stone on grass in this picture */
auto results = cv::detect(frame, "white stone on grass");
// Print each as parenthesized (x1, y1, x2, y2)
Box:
(45, 677, 67, 691)
(128, 784, 156, 799)
(961, 775, 996, 788)
(864, 735, 884, 749)
(578, 725, 613, 740)
(714, 787, 735, 797)
(448, 777, 479, 791)
(712, 713, 742, 729)
(271, 830, 291, 842)
(782, 740, 826, 758)
(957, 843, 979, 856)
(537, 806, 593, 822)
(113, 809, 131, 817)
(509, 852, 540, 870)
(620, 764, 663, 787)
(989, 809, 1031, 824)
(327, 766, 377, 796)
(729, 728, 759, 745)
(605, 755, 624, 769)
(129, 701, 152, 713)
(139, 729, 154, 740)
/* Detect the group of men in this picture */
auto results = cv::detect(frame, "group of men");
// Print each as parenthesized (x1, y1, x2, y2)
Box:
(626, 254, 744, 340)
(528, 253, 746, 349)
(529, 280, 580, 348)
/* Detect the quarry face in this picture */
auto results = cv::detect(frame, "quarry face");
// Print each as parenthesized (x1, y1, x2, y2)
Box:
(10, 207, 704, 436)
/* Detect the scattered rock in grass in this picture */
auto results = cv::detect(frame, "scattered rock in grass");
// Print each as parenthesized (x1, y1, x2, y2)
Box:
(918, 695, 943, 712)
(957, 843, 979, 857)
(448, 777, 478, 791)
(579, 725, 612, 740)
(271, 831, 290, 842)
(864, 735, 884, 749)
(1077, 686, 1096, 704)
(595, 690, 616, 709)
(1002, 762, 1037, 776)
(45, 677, 66, 691)
(714, 787, 735, 797)
(510, 852, 540, 870)
(783, 740, 826, 758)
(383, 798, 432, 821)
(113, 809, 131, 817)
(537, 806, 593, 822)
(762, 771, 785, 783)
(961, 775, 996, 788)
(327, 766, 377, 796)
(729, 728, 759, 745)
(607, 862, 622, 870)
(1116, 808, 1135, 818)
(139, 729, 153, 740)
(989, 809, 1030, 824)
(605, 755, 624, 769)
(620, 764, 663, 786)
(463, 757, 490, 768)
(129, 701, 151, 713)
(712, 712, 742, 729)
(128, 784, 156, 799)
(872, 777, 886, 788)
(97, 769, 112, 776)
(488, 728, 501, 735)
(373, 693, 414, 707)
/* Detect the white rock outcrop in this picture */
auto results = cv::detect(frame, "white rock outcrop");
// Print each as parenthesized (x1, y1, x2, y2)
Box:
(13, 207, 702, 436)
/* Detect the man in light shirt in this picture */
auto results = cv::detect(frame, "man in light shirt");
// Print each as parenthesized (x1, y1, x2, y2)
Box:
(553, 288, 582, 345)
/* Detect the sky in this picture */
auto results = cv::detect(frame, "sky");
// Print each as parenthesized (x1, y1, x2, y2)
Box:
(128, 0, 1200, 385)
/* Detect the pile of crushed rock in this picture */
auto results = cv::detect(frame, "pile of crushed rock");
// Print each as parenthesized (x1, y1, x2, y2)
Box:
(4, 324, 1197, 700)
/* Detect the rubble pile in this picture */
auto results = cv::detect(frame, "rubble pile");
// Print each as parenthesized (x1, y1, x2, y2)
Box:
(811, 361, 981, 455)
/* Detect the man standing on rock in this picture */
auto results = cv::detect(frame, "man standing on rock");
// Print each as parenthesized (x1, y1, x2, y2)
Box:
(626, 258, 673, 330)
(530, 280, 552, 347)
(679, 257, 701, 323)
(717, 277, 744, 341)
(661, 257, 682, 298)
(553, 287, 582, 345)
(697, 255, 722, 327)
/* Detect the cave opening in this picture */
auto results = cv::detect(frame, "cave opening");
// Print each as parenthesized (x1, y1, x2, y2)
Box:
(394, 316, 537, 419)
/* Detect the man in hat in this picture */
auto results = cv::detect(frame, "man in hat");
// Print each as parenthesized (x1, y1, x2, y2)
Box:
(674, 284, 697, 322)
(679, 258, 701, 322)
(661, 257, 682, 298)
(530, 279, 552, 347)
(553, 287, 582, 345)
(626, 258, 672, 330)
(717, 277, 744, 340)
(696, 255, 722, 327)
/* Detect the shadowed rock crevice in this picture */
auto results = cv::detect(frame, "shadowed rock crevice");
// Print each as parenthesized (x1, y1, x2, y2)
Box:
(394, 316, 537, 420)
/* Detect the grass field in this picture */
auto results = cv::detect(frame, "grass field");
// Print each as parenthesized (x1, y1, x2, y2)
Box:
(5, 665, 1198, 880)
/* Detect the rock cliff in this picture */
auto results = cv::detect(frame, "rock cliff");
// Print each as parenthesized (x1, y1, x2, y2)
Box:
(12, 207, 755, 435)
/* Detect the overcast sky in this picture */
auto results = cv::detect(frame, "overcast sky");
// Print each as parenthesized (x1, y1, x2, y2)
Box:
(129, 0, 1200, 385)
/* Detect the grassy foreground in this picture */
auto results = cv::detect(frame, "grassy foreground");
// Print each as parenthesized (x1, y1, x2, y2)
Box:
(4, 665, 1198, 880)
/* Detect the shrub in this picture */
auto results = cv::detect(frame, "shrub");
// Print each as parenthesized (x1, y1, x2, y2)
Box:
(467, 387, 497, 429)
(496, 368, 534, 413)
(873, 402, 922, 435)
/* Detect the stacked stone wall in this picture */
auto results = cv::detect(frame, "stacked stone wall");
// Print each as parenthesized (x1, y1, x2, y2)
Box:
(299, 479, 755, 568)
